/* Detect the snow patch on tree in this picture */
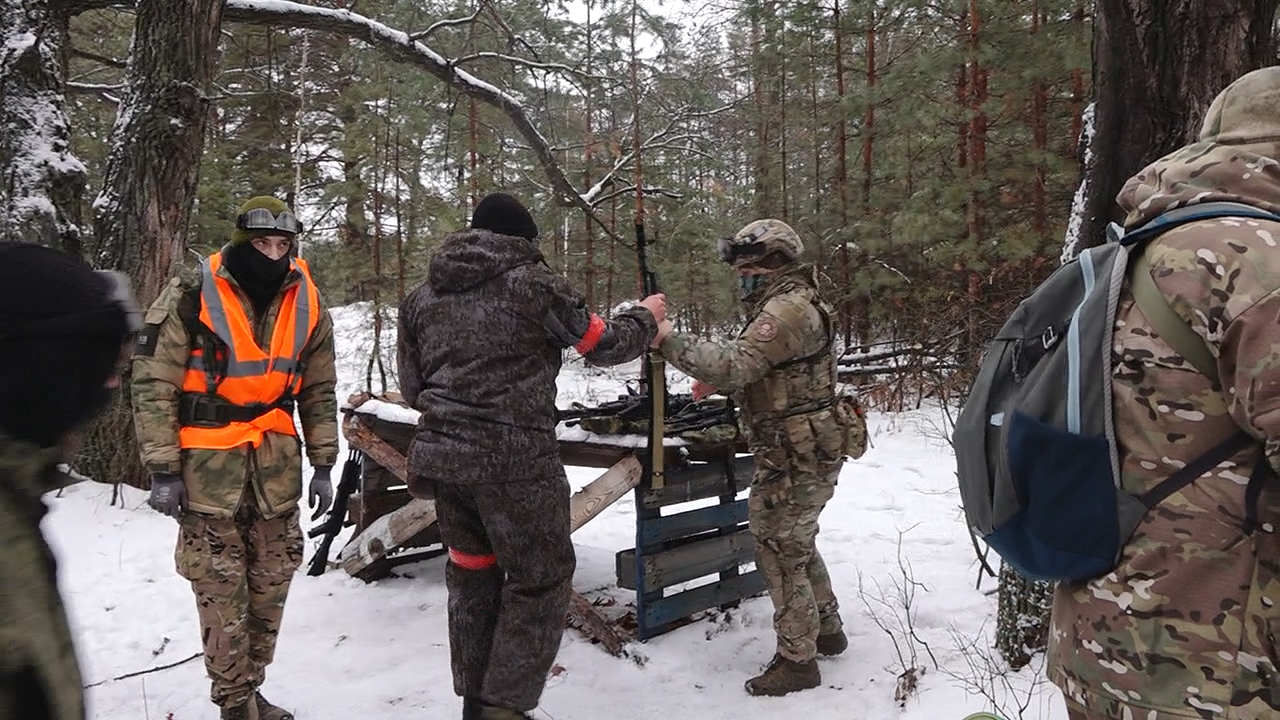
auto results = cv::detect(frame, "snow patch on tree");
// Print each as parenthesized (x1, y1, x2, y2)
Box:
(1060, 101, 1096, 265)
(0, 8, 87, 249)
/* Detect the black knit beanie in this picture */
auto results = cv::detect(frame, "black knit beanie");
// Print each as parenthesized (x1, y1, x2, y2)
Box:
(0, 243, 135, 448)
(470, 192, 539, 240)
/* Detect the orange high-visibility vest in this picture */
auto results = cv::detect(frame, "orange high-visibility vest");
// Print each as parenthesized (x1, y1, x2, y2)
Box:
(178, 253, 321, 451)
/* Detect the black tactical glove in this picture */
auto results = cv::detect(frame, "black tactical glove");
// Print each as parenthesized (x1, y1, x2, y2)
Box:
(148, 473, 185, 518)
(308, 466, 333, 521)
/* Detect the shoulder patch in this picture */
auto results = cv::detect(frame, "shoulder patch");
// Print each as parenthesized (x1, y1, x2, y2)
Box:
(751, 315, 780, 342)
(133, 324, 161, 357)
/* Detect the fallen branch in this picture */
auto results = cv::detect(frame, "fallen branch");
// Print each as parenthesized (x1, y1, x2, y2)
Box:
(83, 651, 202, 688)
(566, 592, 631, 657)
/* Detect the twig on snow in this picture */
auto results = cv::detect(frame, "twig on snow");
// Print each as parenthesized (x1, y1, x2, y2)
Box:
(83, 651, 201, 689)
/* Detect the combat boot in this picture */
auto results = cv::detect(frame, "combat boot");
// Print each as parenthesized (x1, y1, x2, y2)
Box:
(475, 701, 535, 720)
(219, 698, 261, 720)
(744, 653, 821, 697)
(816, 630, 848, 656)
(254, 691, 294, 720)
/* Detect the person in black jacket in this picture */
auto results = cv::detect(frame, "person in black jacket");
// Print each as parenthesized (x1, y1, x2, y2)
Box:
(397, 192, 664, 720)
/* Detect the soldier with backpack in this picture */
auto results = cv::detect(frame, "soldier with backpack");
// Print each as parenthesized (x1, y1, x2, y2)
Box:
(651, 219, 867, 697)
(131, 196, 339, 720)
(955, 68, 1280, 718)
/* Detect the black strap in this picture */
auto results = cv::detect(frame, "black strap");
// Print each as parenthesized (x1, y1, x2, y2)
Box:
(1138, 429, 1277, 537)
(179, 393, 296, 429)
(1243, 446, 1275, 534)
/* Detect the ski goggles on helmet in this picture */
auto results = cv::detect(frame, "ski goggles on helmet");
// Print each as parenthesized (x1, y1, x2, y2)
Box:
(716, 236, 771, 266)
(236, 207, 303, 235)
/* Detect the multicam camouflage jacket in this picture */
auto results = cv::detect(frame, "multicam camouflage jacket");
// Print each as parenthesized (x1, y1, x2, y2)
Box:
(1047, 142, 1280, 718)
(130, 253, 339, 519)
(0, 435, 84, 720)
(659, 264, 864, 479)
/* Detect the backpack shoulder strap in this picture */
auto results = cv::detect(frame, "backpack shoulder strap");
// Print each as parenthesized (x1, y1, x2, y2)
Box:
(1119, 202, 1280, 385)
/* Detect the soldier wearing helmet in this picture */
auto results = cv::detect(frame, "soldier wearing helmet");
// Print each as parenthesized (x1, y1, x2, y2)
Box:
(652, 218, 861, 697)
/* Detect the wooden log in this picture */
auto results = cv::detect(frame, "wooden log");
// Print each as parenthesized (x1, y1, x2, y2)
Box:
(339, 497, 438, 577)
(566, 591, 631, 657)
(570, 455, 643, 532)
(343, 413, 408, 482)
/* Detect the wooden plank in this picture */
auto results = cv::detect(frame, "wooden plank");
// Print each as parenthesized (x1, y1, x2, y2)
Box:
(639, 500, 749, 546)
(343, 413, 408, 482)
(558, 441, 633, 469)
(616, 527, 756, 591)
(570, 455, 643, 532)
(339, 497, 437, 577)
(639, 455, 754, 509)
(565, 591, 631, 657)
(638, 571, 767, 633)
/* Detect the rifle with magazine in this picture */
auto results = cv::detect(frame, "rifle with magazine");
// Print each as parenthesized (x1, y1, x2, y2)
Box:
(306, 448, 362, 576)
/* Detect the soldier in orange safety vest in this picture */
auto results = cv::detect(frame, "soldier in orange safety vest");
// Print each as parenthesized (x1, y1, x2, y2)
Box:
(130, 196, 339, 720)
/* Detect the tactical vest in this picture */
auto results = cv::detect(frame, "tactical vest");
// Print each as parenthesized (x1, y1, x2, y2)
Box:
(178, 253, 320, 451)
(735, 269, 838, 444)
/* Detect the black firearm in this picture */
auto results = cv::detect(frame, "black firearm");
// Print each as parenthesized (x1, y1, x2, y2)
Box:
(557, 392, 736, 436)
(306, 448, 362, 576)
(636, 219, 667, 488)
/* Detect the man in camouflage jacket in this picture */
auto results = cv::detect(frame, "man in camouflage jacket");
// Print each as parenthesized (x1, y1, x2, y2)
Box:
(0, 244, 141, 720)
(652, 219, 860, 697)
(397, 192, 663, 720)
(1047, 67, 1280, 719)
(131, 196, 339, 720)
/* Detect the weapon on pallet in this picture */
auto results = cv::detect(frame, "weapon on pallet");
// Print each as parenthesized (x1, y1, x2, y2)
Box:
(558, 392, 738, 439)
(306, 448, 362, 576)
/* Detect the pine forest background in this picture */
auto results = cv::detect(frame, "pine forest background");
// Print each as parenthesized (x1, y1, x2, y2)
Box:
(60, 0, 1092, 382)
(5, 0, 1280, 677)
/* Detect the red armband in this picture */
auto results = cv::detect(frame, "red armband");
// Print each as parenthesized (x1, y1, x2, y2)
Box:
(574, 313, 606, 354)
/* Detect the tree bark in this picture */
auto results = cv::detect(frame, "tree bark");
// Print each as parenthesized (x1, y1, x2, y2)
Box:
(0, 0, 85, 253)
(79, 0, 224, 489)
(1076, 0, 1277, 251)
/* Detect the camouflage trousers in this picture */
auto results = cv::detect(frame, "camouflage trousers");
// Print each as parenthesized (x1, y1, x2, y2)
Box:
(175, 500, 303, 708)
(433, 474, 575, 713)
(748, 461, 843, 663)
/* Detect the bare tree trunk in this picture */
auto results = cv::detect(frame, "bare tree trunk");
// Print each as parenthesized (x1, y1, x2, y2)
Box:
(80, 0, 224, 489)
(833, 1, 851, 349)
(1076, 0, 1277, 250)
(0, 0, 85, 253)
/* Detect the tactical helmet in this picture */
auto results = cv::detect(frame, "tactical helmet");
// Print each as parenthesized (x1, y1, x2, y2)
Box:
(232, 196, 302, 245)
(716, 219, 804, 268)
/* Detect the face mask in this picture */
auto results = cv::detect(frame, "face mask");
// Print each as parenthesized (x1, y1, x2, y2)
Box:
(739, 273, 765, 298)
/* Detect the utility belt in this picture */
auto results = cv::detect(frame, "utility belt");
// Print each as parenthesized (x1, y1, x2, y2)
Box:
(179, 392, 296, 429)
(750, 396, 836, 427)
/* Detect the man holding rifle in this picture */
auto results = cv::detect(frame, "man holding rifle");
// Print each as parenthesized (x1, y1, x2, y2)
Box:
(651, 219, 864, 697)
(397, 192, 665, 720)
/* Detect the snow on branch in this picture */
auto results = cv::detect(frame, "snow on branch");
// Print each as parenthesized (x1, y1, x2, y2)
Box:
(222, 0, 627, 243)
(408, 8, 482, 42)
(453, 51, 613, 82)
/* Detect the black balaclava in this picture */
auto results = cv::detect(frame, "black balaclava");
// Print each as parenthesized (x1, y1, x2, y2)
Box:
(0, 243, 134, 448)
(470, 192, 540, 240)
(222, 241, 292, 316)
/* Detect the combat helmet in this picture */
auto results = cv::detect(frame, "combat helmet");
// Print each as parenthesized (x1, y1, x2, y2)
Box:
(716, 219, 804, 269)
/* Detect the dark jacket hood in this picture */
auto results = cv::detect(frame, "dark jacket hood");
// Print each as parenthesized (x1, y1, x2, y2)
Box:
(427, 228, 544, 294)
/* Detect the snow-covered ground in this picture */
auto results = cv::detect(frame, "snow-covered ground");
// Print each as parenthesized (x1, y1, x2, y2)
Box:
(46, 303, 1066, 719)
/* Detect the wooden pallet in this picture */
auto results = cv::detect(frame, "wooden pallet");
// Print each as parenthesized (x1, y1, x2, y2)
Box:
(331, 392, 763, 650)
